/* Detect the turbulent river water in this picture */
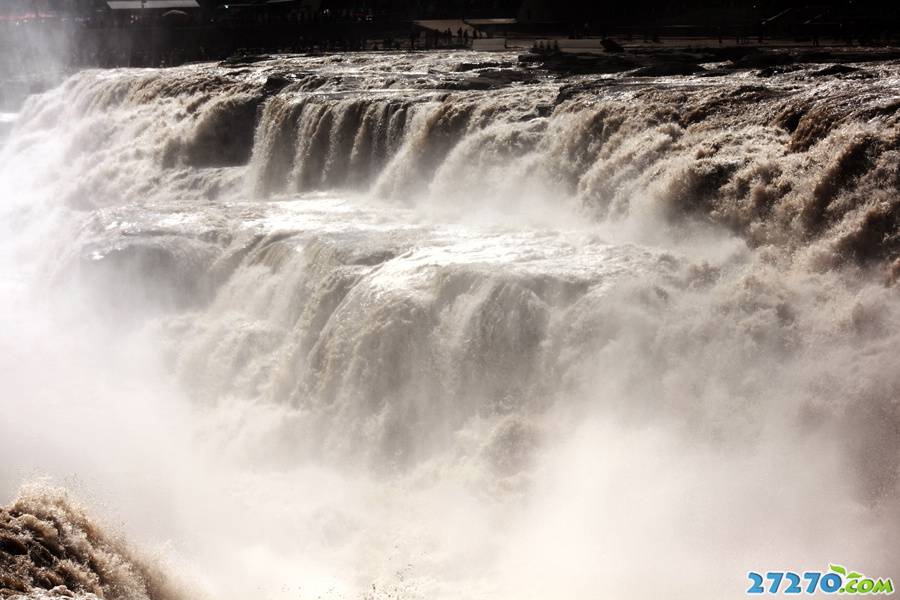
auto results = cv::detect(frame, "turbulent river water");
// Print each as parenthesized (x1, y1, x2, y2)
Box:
(1, 50, 900, 599)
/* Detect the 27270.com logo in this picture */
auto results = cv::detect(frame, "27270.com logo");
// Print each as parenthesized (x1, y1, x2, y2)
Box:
(747, 565, 894, 595)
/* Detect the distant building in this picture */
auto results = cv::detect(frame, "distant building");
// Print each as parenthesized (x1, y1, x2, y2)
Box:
(106, 0, 199, 8)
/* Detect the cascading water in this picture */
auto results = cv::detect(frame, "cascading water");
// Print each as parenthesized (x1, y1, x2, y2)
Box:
(1, 51, 900, 599)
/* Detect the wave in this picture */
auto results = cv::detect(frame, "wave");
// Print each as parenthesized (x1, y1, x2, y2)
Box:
(0, 486, 184, 600)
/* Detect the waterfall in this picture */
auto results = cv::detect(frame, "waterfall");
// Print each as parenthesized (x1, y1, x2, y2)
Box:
(1, 51, 899, 600)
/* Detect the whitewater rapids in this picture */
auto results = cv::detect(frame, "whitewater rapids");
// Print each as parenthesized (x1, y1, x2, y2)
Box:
(1, 50, 900, 599)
